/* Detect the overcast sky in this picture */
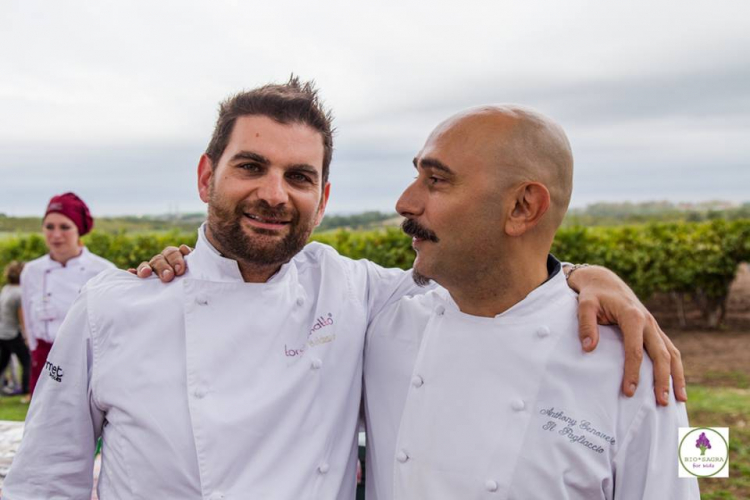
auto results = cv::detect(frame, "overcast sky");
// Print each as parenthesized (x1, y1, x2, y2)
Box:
(1, 0, 748, 216)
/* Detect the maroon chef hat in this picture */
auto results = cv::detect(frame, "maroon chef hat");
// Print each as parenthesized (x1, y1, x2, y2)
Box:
(44, 192, 94, 236)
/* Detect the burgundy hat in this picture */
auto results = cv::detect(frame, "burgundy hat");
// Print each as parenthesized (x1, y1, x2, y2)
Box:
(44, 192, 94, 236)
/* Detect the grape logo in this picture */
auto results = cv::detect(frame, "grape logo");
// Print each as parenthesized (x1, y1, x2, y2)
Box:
(696, 432, 711, 456)
(678, 427, 729, 478)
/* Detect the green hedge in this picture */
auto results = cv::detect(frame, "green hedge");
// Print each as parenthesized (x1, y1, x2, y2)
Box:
(2, 220, 748, 326)
(313, 220, 750, 327)
(0, 230, 198, 276)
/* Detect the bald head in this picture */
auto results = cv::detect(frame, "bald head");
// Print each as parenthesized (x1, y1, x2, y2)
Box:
(429, 105, 574, 231)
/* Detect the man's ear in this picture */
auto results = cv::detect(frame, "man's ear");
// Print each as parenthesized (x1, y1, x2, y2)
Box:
(198, 154, 214, 203)
(314, 182, 332, 227)
(505, 182, 551, 237)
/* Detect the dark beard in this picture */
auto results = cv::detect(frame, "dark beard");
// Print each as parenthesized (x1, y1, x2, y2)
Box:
(411, 269, 432, 287)
(207, 193, 313, 268)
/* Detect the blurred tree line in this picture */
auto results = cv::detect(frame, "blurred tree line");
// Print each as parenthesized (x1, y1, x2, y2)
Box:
(0, 211, 398, 235)
(563, 201, 750, 227)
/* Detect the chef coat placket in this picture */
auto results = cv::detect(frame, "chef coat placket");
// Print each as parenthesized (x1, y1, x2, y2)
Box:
(182, 263, 318, 499)
(392, 298, 561, 499)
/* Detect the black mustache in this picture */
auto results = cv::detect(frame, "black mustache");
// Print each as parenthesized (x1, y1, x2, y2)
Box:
(401, 218, 439, 242)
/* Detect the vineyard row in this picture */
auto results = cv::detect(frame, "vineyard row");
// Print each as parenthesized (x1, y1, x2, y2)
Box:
(1, 219, 747, 326)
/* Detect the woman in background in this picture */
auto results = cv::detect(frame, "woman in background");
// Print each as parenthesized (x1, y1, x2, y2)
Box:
(21, 192, 115, 398)
(0, 261, 31, 400)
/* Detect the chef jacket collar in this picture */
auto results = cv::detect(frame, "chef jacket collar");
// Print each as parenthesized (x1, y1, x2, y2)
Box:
(541, 253, 563, 284)
(42, 246, 92, 269)
(435, 254, 572, 324)
(185, 223, 296, 284)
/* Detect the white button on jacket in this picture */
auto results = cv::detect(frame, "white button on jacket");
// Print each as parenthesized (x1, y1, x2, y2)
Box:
(4, 225, 420, 500)
(20, 247, 115, 350)
(364, 271, 700, 500)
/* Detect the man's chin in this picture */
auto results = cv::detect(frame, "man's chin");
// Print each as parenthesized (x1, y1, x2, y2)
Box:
(411, 260, 433, 287)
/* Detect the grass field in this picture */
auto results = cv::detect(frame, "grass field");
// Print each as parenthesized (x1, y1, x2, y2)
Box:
(688, 386, 750, 498)
(0, 396, 27, 422)
(2, 384, 747, 498)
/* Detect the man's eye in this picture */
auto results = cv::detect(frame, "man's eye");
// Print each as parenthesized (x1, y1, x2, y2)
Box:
(288, 172, 312, 183)
(239, 163, 263, 173)
(428, 176, 443, 185)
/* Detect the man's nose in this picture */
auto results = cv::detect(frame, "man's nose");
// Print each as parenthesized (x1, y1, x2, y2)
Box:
(396, 181, 424, 217)
(257, 171, 289, 207)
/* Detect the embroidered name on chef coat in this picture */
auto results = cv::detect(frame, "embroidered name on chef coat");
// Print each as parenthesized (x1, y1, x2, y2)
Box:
(538, 406, 616, 454)
(285, 312, 337, 357)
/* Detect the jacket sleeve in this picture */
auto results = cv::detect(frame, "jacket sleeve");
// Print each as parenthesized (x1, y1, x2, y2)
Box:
(612, 396, 700, 499)
(361, 260, 429, 325)
(2, 288, 105, 500)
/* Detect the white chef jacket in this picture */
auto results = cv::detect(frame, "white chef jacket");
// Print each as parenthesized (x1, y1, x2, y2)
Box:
(4, 226, 417, 500)
(363, 268, 700, 500)
(20, 247, 115, 351)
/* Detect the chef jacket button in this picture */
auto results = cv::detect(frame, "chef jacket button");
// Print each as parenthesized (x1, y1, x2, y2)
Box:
(536, 325, 551, 338)
(311, 358, 323, 370)
(195, 295, 208, 306)
(396, 450, 409, 463)
(486, 480, 499, 492)
(511, 399, 525, 411)
(318, 463, 330, 474)
(435, 305, 445, 316)
(411, 375, 424, 388)
(296, 297, 305, 306)
(193, 387, 207, 399)
(208, 493, 224, 500)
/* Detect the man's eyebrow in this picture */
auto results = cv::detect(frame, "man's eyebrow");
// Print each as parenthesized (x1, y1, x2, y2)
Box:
(414, 156, 456, 176)
(229, 151, 270, 165)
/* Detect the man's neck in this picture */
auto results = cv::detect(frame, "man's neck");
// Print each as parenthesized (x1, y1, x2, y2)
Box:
(49, 247, 83, 267)
(235, 262, 283, 283)
(445, 251, 550, 318)
(203, 226, 282, 283)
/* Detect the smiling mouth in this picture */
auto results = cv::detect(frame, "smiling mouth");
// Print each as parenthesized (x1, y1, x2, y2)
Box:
(244, 213, 292, 230)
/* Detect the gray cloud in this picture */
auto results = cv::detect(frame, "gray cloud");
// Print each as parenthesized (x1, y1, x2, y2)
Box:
(0, 0, 748, 216)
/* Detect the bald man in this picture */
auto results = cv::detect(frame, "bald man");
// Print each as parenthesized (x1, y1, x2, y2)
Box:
(363, 106, 700, 499)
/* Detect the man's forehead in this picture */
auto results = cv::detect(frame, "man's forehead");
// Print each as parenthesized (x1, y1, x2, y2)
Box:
(417, 127, 493, 174)
(418, 109, 525, 170)
(225, 115, 325, 166)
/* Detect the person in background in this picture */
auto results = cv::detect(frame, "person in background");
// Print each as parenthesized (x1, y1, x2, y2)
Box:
(0, 261, 31, 401)
(20, 192, 115, 397)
